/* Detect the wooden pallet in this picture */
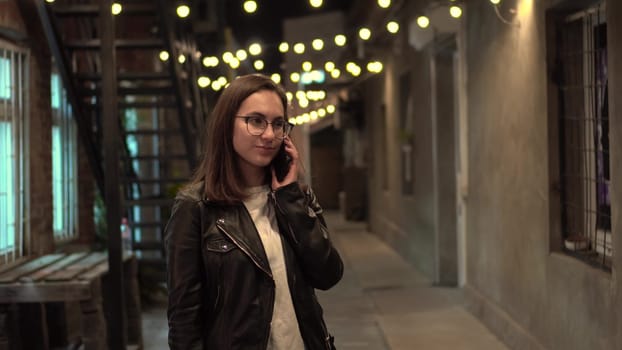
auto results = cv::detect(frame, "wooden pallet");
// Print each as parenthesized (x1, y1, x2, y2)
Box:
(0, 252, 142, 349)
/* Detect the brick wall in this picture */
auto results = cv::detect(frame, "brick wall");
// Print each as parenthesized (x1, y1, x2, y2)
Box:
(1, 0, 97, 255)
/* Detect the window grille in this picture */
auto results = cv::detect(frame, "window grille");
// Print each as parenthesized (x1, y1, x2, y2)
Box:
(554, 2, 611, 269)
(51, 71, 78, 242)
(0, 43, 28, 263)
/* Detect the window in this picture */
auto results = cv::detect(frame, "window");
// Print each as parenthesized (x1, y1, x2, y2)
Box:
(0, 44, 27, 262)
(51, 71, 78, 242)
(548, 1, 611, 269)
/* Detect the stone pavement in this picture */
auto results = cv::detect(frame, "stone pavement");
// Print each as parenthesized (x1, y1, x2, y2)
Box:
(141, 211, 509, 350)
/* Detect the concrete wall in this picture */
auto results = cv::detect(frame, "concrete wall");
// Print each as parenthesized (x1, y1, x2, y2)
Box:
(463, 0, 621, 349)
(365, 3, 458, 283)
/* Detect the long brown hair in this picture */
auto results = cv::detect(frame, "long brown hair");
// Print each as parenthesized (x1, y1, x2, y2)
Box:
(188, 74, 288, 202)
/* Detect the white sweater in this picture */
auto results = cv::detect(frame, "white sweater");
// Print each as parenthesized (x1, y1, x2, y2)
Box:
(243, 186, 305, 350)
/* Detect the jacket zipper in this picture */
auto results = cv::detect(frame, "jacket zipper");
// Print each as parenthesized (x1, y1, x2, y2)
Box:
(269, 192, 299, 244)
(216, 215, 276, 349)
(216, 223, 273, 279)
(272, 191, 331, 349)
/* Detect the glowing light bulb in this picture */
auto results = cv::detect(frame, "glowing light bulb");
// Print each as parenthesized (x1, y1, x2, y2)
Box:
(279, 42, 289, 53)
(236, 49, 248, 61)
(249, 43, 262, 55)
(312, 39, 324, 51)
(309, 0, 323, 8)
(159, 51, 170, 61)
(417, 16, 430, 28)
(387, 21, 399, 34)
(449, 6, 462, 18)
(290, 72, 300, 83)
(243, 0, 257, 13)
(253, 60, 264, 70)
(111, 3, 122, 15)
(334, 34, 347, 46)
(176, 5, 190, 18)
(359, 27, 371, 41)
(271, 73, 281, 84)
(197, 76, 211, 88)
(293, 43, 305, 54)
(378, 0, 391, 8)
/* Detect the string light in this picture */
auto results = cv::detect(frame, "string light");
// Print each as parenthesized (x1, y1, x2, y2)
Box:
(358, 28, 372, 41)
(111, 3, 122, 15)
(490, 0, 501, 4)
(334, 34, 347, 46)
(197, 76, 211, 88)
(271, 73, 281, 84)
(243, 0, 258, 14)
(312, 39, 325, 51)
(248, 43, 262, 55)
(449, 5, 463, 18)
(293, 43, 306, 54)
(235, 49, 248, 61)
(309, 0, 323, 8)
(387, 21, 399, 34)
(159, 51, 170, 61)
(222, 51, 234, 63)
(377, 0, 391, 8)
(176, 5, 190, 18)
(279, 42, 289, 53)
(417, 16, 430, 28)
(253, 60, 264, 70)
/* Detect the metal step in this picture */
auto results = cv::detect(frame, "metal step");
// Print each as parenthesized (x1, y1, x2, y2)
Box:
(122, 177, 188, 184)
(123, 129, 182, 136)
(80, 85, 174, 97)
(65, 38, 164, 50)
(53, 3, 157, 17)
(76, 72, 172, 82)
(132, 240, 164, 251)
(125, 198, 175, 206)
(130, 221, 166, 228)
(84, 100, 177, 109)
(121, 154, 189, 161)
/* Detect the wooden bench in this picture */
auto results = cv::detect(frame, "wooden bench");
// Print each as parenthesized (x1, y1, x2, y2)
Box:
(0, 252, 142, 349)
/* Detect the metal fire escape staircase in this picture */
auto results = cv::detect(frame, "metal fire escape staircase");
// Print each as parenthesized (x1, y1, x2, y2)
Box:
(36, 0, 206, 288)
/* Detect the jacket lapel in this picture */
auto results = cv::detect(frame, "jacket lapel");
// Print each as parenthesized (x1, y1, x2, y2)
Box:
(213, 204, 273, 279)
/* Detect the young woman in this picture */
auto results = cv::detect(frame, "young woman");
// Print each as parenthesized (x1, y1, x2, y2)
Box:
(165, 74, 343, 349)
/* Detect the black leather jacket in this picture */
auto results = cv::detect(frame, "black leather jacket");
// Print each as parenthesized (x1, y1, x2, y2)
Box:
(165, 182, 344, 349)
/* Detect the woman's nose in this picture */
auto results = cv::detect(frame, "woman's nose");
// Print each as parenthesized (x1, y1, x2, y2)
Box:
(261, 124, 276, 140)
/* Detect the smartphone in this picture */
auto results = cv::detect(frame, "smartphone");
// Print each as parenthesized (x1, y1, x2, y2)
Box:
(272, 142, 292, 182)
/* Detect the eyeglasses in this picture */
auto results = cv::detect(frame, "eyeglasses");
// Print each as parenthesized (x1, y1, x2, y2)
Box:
(236, 115, 294, 139)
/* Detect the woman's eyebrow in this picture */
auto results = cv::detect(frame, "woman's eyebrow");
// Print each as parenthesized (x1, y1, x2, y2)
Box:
(242, 112, 285, 119)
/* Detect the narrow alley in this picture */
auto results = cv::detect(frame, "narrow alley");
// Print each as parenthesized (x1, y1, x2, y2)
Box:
(142, 211, 508, 350)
